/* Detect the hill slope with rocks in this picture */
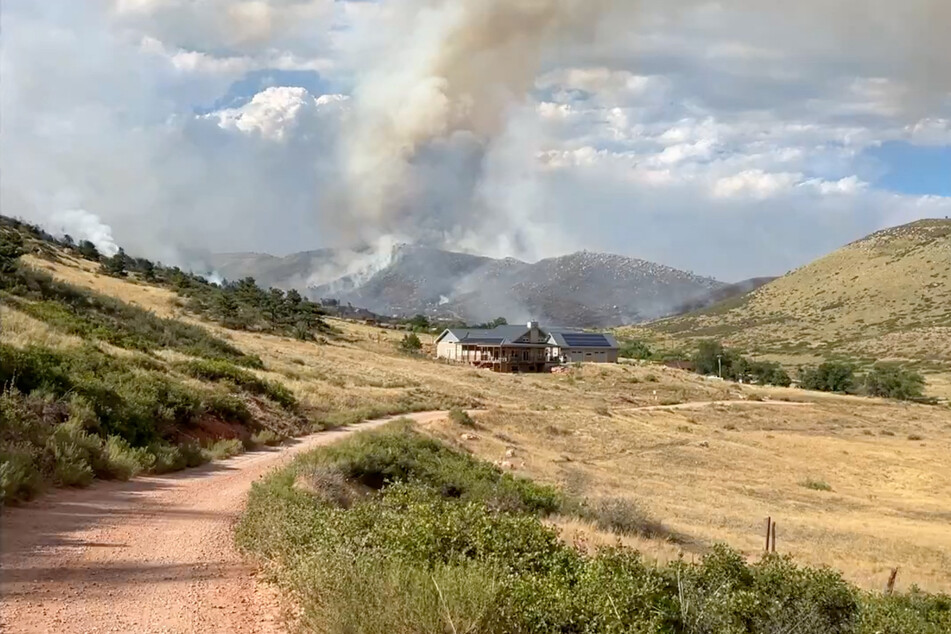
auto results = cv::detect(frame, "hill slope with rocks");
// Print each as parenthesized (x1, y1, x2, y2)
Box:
(210, 245, 724, 327)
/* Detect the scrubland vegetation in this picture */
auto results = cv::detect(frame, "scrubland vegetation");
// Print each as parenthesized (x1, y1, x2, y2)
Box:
(0, 222, 311, 502)
(239, 423, 951, 633)
(3, 216, 951, 628)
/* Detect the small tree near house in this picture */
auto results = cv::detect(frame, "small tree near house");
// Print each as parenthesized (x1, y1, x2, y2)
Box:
(398, 332, 423, 354)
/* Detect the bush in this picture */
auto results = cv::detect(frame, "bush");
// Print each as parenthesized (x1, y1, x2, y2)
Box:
(800, 362, 856, 393)
(0, 230, 24, 275)
(398, 332, 423, 354)
(238, 426, 949, 634)
(249, 429, 284, 448)
(146, 442, 188, 474)
(179, 359, 297, 409)
(801, 478, 833, 492)
(304, 423, 561, 515)
(205, 438, 244, 461)
(448, 407, 476, 428)
(0, 450, 43, 503)
(588, 496, 672, 539)
(44, 422, 99, 487)
(619, 339, 653, 360)
(3, 265, 257, 365)
(100, 436, 152, 480)
(863, 364, 925, 400)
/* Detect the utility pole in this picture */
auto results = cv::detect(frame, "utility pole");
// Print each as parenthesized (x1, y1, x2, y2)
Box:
(717, 354, 723, 378)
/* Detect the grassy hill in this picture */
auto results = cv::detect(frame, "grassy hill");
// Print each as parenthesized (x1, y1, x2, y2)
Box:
(622, 219, 951, 390)
(2, 215, 951, 604)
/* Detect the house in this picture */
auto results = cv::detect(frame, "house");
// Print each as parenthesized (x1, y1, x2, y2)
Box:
(547, 329, 620, 364)
(435, 322, 619, 372)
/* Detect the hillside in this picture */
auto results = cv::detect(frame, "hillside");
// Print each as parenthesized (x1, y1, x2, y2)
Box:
(625, 219, 951, 373)
(212, 245, 724, 327)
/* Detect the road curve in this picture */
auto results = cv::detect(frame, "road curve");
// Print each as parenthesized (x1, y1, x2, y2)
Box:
(0, 411, 452, 634)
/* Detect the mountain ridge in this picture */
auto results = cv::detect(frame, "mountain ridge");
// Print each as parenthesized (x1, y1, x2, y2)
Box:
(209, 245, 725, 327)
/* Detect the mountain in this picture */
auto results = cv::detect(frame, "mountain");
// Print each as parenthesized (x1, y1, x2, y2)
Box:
(209, 245, 724, 327)
(627, 219, 951, 367)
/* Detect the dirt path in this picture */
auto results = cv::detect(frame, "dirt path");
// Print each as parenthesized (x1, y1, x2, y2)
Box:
(0, 411, 452, 634)
(628, 399, 811, 412)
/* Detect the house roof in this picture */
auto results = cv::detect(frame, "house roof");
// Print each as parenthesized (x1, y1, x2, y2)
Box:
(437, 324, 550, 346)
(437, 325, 619, 350)
(547, 328, 619, 350)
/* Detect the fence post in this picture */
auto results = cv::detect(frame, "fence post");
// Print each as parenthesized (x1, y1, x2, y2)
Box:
(765, 517, 772, 552)
(771, 521, 777, 553)
(885, 568, 898, 595)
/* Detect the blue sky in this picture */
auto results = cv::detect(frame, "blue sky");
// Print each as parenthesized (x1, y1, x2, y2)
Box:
(865, 143, 951, 197)
(1, 0, 949, 281)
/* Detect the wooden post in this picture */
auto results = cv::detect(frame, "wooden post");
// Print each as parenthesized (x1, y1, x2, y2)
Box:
(771, 521, 777, 553)
(765, 517, 772, 552)
(885, 568, 898, 595)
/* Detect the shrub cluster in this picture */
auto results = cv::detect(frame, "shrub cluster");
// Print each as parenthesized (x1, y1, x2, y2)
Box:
(178, 359, 297, 410)
(237, 425, 951, 633)
(798, 361, 926, 400)
(1, 264, 258, 366)
(1, 215, 328, 341)
(0, 343, 293, 503)
(693, 340, 792, 386)
(619, 339, 654, 360)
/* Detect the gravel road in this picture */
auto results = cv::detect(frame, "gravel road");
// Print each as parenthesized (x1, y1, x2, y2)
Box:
(0, 412, 451, 634)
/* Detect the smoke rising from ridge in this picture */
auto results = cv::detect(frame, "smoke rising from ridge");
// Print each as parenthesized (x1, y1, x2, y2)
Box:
(337, 0, 623, 253)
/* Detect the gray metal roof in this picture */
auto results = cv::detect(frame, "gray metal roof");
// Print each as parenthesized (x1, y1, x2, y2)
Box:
(438, 324, 548, 346)
(547, 328, 619, 350)
(437, 325, 618, 350)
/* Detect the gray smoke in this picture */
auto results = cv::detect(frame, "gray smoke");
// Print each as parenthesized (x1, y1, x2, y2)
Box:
(337, 0, 622, 252)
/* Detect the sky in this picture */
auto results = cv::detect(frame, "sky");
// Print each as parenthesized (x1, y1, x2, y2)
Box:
(1, 0, 949, 282)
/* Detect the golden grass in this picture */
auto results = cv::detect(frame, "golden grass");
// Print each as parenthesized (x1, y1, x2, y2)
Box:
(22, 245, 951, 594)
(623, 219, 951, 393)
(423, 396, 951, 594)
(0, 304, 85, 349)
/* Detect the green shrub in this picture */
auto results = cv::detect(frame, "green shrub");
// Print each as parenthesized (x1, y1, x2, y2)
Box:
(398, 332, 423, 354)
(100, 436, 152, 480)
(205, 438, 244, 461)
(237, 425, 951, 634)
(179, 359, 297, 409)
(800, 362, 856, 393)
(306, 423, 561, 515)
(249, 430, 284, 448)
(146, 441, 187, 474)
(863, 364, 926, 400)
(0, 450, 43, 503)
(619, 339, 653, 360)
(44, 422, 99, 487)
(448, 407, 476, 427)
(801, 478, 834, 492)
(177, 440, 209, 468)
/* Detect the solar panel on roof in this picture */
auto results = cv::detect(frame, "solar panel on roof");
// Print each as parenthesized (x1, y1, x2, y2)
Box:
(561, 334, 611, 348)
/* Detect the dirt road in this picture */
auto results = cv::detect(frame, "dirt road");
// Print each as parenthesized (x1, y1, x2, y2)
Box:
(0, 412, 452, 634)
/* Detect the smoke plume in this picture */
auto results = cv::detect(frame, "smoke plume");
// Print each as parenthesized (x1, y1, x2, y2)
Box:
(337, 0, 621, 251)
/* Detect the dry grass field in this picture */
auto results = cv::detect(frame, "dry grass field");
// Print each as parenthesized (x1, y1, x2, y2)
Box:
(621, 219, 951, 397)
(15, 250, 951, 596)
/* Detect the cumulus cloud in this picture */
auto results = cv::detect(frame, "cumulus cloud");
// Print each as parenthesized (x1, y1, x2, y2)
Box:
(1, 0, 949, 283)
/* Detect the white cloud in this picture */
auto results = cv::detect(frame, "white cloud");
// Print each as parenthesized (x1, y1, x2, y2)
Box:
(209, 86, 314, 140)
(2, 0, 949, 282)
(712, 170, 801, 199)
